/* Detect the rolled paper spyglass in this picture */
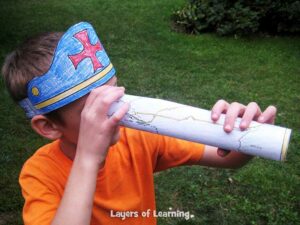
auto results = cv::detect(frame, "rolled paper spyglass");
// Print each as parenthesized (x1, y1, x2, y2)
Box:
(109, 94, 291, 161)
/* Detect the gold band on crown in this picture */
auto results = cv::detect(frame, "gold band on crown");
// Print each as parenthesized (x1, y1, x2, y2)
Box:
(35, 63, 113, 109)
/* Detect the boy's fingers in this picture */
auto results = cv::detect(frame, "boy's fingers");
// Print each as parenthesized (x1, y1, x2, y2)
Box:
(107, 102, 130, 127)
(224, 102, 245, 132)
(97, 88, 125, 114)
(211, 99, 229, 121)
(84, 85, 112, 107)
(86, 86, 125, 108)
(258, 105, 277, 124)
(102, 86, 125, 97)
(240, 102, 261, 130)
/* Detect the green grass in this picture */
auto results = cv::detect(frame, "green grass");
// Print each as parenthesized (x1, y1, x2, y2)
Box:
(0, 0, 299, 224)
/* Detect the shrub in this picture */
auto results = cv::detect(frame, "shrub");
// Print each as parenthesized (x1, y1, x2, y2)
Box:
(172, 0, 300, 36)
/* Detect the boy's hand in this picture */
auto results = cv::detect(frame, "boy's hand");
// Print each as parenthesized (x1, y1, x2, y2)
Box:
(211, 100, 277, 157)
(52, 85, 129, 225)
(76, 85, 129, 168)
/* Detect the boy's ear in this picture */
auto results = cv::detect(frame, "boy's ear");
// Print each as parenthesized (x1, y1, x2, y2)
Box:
(31, 115, 62, 140)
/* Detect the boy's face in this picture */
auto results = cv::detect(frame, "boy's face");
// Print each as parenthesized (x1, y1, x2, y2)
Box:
(55, 76, 119, 148)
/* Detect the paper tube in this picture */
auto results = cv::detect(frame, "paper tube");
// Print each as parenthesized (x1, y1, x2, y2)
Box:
(109, 94, 291, 161)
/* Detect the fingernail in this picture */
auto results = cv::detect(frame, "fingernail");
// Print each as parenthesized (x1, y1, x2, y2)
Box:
(212, 113, 218, 120)
(225, 124, 231, 131)
(218, 151, 225, 157)
(240, 121, 247, 128)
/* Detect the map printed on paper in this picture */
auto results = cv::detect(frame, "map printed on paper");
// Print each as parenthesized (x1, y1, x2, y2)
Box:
(108, 95, 291, 161)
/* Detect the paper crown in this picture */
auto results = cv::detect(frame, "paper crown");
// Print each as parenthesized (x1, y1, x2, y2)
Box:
(19, 22, 116, 118)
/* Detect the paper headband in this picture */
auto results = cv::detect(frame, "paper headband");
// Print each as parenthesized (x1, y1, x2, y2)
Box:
(19, 22, 116, 118)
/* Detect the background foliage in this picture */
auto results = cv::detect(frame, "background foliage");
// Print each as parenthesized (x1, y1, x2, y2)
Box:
(0, 0, 299, 224)
(172, 0, 300, 36)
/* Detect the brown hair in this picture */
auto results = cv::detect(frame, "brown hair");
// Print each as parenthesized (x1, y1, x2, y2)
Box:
(1, 32, 64, 122)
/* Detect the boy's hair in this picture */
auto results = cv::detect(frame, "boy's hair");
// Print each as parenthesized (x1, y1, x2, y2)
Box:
(1, 32, 64, 122)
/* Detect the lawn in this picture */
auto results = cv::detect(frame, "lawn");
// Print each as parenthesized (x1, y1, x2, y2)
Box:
(0, 0, 299, 224)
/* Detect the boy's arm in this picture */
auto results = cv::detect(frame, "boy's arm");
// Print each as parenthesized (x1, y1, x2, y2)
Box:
(199, 145, 253, 169)
(198, 100, 277, 169)
(51, 86, 129, 225)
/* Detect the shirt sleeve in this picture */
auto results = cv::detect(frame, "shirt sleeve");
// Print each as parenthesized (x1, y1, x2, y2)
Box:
(124, 128, 205, 172)
(153, 134, 205, 172)
(19, 159, 61, 225)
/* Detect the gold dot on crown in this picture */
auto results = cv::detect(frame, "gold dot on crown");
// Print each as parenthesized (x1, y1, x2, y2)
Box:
(31, 87, 39, 96)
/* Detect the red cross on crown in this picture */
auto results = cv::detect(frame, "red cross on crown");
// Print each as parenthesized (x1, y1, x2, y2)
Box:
(68, 30, 103, 72)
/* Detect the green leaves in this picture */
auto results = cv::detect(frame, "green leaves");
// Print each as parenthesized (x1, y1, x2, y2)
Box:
(172, 0, 300, 36)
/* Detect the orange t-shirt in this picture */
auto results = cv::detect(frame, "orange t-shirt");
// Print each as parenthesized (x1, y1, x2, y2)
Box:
(19, 127, 204, 225)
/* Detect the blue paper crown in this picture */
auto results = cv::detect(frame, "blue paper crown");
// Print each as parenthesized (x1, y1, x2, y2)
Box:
(19, 22, 116, 118)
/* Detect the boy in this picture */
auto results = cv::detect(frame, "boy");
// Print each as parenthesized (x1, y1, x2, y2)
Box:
(1, 22, 276, 225)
